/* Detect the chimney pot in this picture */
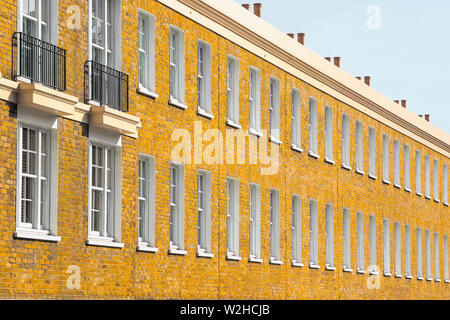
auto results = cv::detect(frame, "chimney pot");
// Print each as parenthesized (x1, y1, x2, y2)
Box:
(333, 57, 341, 68)
(394, 100, 399, 104)
(241, 3, 250, 10)
(401, 100, 407, 108)
(287, 33, 294, 39)
(356, 76, 361, 80)
(425, 114, 430, 122)
(325, 57, 331, 62)
(364, 76, 371, 86)
(419, 115, 423, 118)
(297, 33, 305, 45)
(253, 3, 262, 17)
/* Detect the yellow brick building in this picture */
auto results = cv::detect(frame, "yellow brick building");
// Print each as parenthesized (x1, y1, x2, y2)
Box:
(0, 0, 448, 299)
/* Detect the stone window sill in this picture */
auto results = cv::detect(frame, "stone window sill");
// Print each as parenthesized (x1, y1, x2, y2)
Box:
(86, 238, 124, 248)
(137, 86, 158, 99)
(14, 230, 61, 243)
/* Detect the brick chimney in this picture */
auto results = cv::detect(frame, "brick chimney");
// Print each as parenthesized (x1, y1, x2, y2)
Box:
(333, 57, 341, 68)
(253, 3, 262, 17)
(401, 100, 407, 108)
(364, 76, 371, 86)
(297, 33, 305, 45)
(424, 114, 430, 122)
(287, 33, 294, 39)
(325, 57, 331, 62)
(241, 3, 250, 10)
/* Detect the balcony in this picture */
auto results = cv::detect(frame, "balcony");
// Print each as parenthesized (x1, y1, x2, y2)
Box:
(12, 32, 66, 91)
(84, 60, 129, 112)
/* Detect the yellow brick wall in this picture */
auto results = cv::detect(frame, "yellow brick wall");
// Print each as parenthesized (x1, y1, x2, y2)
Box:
(0, 0, 448, 299)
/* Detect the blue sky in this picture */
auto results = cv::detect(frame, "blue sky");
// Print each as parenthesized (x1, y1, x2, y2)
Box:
(234, 0, 450, 133)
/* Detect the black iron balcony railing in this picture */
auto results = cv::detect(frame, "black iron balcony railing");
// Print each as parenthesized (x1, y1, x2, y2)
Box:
(12, 32, 66, 91)
(84, 60, 129, 112)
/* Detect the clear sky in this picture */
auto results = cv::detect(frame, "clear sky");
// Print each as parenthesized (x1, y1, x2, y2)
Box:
(234, 0, 450, 133)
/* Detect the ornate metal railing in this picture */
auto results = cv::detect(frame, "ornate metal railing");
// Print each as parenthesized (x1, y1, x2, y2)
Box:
(84, 60, 129, 112)
(12, 32, 66, 91)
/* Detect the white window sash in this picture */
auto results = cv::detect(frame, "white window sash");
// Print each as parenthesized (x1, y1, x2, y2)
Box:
(357, 212, 364, 271)
(343, 209, 351, 268)
(384, 219, 390, 274)
(368, 127, 376, 177)
(325, 204, 334, 268)
(309, 200, 318, 266)
(369, 215, 376, 271)
(309, 98, 318, 155)
(324, 106, 333, 161)
(18, 124, 51, 231)
(433, 159, 439, 201)
(342, 114, 350, 167)
(444, 164, 448, 205)
(355, 121, 363, 172)
(292, 195, 302, 264)
(394, 140, 400, 186)
(404, 145, 410, 190)
(382, 135, 389, 182)
(417, 228, 423, 278)
(416, 151, 422, 194)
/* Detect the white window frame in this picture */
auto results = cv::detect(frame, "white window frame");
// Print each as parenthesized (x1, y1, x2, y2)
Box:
(270, 189, 282, 264)
(226, 55, 240, 127)
(169, 26, 186, 109)
(197, 170, 212, 258)
(249, 184, 261, 262)
(426, 230, 432, 280)
(369, 215, 377, 274)
(324, 105, 333, 163)
(17, 0, 58, 44)
(444, 164, 448, 206)
(292, 195, 302, 266)
(405, 224, 412, 278)
(394, 222, 401, 277)
(393, 139, 401, 188)
(226, 177, 240, 260)
(383, 218, 391, 276)
(341, 113, 350, 169)
(197, 40, 212, 117)
(444, 235, 449, 282)
(343, 208, 351, 272)
(416, 151, 422, 196)
(382, 134, 390, 184)
(169, 162, 186, 255)
(15, 112, 59, 242)
(309, 199, 319, 268)
(137, 10, 156, 97)
(248, 67, 261, 135)
(137, 154, 157, 252)
(434, 232, 440, 281)
(433, 159, 439, 202)
(291, 88, 302, 151)
(308, 97, 319, 158)
(88, 0, 121, 69)
(368, 127, 376, 179)
(443, 164, 448, 206)
(404, 145, 411, 191)
(355, 120, 363, 174)
(417, 227, 423, 280)
(425, 155, 431, 199)
(356, 212, 365, 273)
(325, 203, 335, 270)
(269, 77, 281, 144)
(87, 137, 123, 248)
